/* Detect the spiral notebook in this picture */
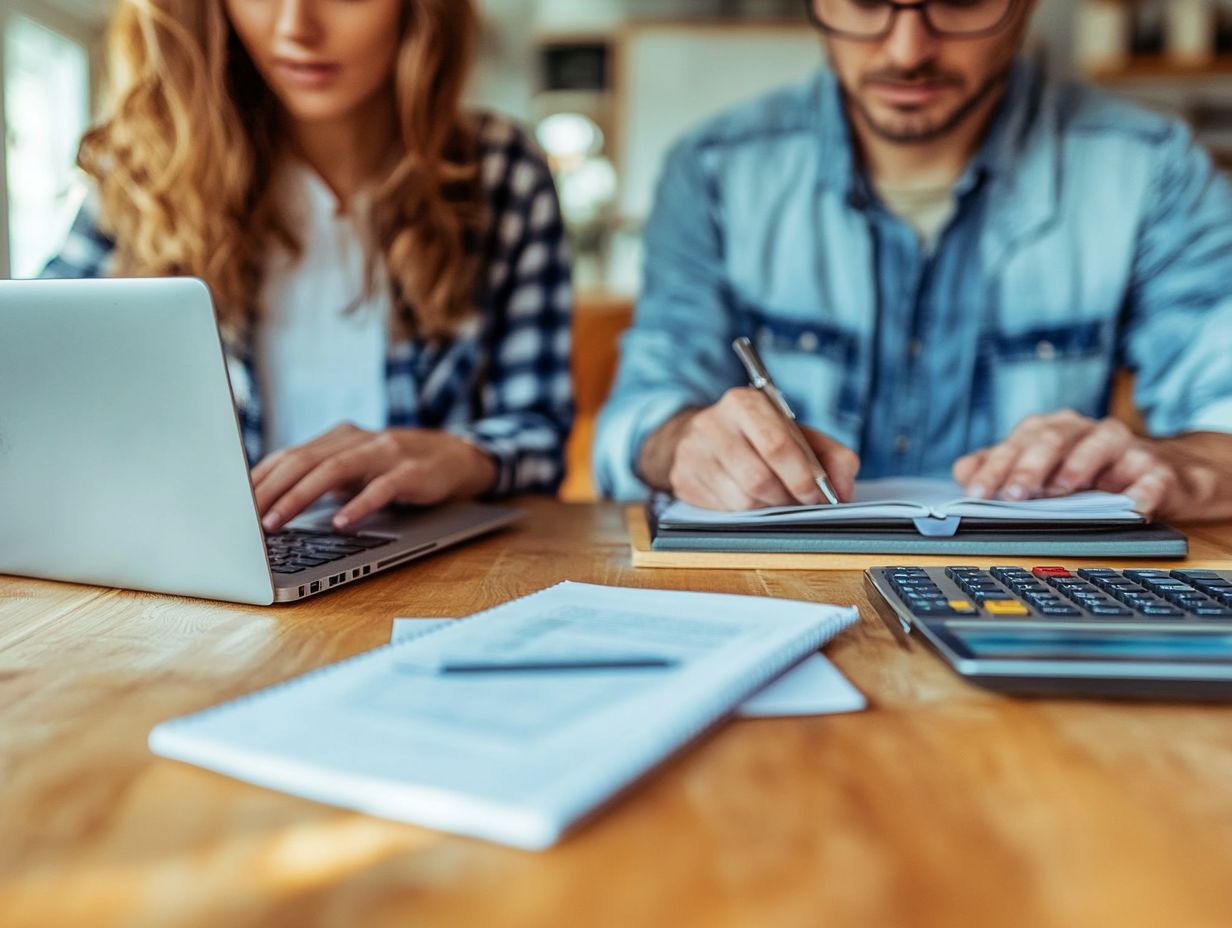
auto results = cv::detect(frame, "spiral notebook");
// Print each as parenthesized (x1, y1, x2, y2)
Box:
(149, 582, 858, 850)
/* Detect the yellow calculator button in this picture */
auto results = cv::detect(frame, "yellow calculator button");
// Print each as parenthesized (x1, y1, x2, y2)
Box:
(984, 600, 1030, 616)
(947, 600, 976, 613)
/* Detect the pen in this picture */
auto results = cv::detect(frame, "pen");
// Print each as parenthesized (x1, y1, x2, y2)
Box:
(437, 657, 679, 674)
(732, 336, 840, 506)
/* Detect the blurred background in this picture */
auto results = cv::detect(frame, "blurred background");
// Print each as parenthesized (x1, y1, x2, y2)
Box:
(3, 0, 1232, 286)
(2, 0, 1231, 495)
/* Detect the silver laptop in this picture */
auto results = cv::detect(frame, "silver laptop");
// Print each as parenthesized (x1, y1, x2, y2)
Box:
(0, 278, 521, 604)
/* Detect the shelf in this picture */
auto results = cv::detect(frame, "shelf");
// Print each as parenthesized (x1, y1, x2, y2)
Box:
(1090, 55, 1232, 83)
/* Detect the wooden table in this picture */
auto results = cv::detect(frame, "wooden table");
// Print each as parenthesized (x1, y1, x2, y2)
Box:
(3, 500, 1232, 928)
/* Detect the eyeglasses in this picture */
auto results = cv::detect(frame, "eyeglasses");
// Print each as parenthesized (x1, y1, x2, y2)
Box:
(807, 0, 1019, 41)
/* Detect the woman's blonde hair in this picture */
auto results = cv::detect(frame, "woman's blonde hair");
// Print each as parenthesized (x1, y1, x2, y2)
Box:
(81, 0, 486, 340)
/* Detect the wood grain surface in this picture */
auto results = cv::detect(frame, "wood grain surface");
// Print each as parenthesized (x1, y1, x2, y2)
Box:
(2, 499, 1231, 928)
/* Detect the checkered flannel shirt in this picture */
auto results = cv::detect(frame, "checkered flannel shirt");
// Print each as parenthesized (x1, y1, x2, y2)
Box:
(41, 114, 574, 496)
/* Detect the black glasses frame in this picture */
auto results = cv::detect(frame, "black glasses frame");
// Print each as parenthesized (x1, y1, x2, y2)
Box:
(805, 0, 1020, 41)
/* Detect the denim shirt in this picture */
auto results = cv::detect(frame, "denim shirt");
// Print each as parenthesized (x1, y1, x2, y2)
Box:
(593, 58, 1232, 500)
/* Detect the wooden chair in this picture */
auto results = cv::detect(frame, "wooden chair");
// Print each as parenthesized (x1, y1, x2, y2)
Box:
(561, 293, 635, 502)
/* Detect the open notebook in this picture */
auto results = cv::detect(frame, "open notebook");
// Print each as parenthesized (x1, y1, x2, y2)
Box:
(658, 478, 1144, 538)
(149, 582, 857, 850)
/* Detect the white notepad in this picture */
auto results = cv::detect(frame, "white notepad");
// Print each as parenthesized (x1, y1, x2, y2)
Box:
(150, 582, 858, 850)
(391, 619, 867, 719)
(660, 477, 1142, 528)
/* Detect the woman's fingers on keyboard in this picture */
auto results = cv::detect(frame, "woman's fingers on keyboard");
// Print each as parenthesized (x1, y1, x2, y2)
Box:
(264, 444, 380, 531)
(254, 425, 375, 528)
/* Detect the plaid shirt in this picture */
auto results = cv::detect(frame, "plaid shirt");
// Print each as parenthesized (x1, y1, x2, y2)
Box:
(42, 114, 573, 497)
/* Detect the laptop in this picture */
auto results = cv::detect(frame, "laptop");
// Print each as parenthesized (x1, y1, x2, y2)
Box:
(0, 277, 521, 604)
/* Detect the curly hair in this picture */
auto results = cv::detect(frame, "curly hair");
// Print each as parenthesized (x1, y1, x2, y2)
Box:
(80, 0, 487, 341)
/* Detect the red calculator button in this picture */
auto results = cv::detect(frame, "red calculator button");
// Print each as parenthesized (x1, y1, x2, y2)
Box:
(1032, 566, 1073, 578)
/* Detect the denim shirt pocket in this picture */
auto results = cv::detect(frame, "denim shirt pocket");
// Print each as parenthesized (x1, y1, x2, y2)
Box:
(735, 302, 864, 447)
(982, 319, 1116, 436)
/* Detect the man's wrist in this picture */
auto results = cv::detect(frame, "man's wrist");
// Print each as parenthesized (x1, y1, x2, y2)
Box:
(635, 409, 700, 492)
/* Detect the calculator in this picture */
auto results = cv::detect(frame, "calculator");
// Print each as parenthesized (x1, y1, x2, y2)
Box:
(865, 567, 1232, 699)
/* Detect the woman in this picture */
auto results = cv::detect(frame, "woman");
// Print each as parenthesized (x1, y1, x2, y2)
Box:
(44, 0, 572, 532)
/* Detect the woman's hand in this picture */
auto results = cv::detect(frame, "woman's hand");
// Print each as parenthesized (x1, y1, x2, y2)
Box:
(252, 424, 498, 532)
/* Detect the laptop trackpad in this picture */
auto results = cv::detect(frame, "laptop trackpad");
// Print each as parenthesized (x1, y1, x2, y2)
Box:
(285, 499, 409, 534)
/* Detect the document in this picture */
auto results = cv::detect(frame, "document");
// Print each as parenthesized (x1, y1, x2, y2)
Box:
(151, 582, 858, 849)
(389, 620, 866, 718)
(659, 477, 1142, 528)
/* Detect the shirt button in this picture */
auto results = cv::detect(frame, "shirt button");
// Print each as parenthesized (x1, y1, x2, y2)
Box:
(894, 435, 911, 455)
(1036, 340, 1057, 361)
(798, 331, 819, 352)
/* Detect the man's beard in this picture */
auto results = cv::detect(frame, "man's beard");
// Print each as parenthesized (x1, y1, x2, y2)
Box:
(844, 63, 1013, 145)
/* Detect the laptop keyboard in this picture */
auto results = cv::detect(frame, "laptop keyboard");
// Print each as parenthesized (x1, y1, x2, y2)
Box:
(873, 566, 1232, 622)
(266, 529, 393, 575)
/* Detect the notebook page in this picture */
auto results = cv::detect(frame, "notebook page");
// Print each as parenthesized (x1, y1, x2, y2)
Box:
(659, 478, 1139, 526)
(150, 582, 857, 849)
(940, 491, 1140, 520)
(657, 477, 950, 527)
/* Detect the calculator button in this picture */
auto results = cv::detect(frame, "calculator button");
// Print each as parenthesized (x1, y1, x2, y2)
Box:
(1077, 568, 1119, 579)
(972, 594, 1016, 605)
(1171, 569, 1219, 581)
(1032, 567, 1072, 577)
(911, 603, 963, 617)
(984, 600, 1030, 616)
(947, 600, 977, 613)
(990, 567, 1032, 581)
(945, 567, 982, 579)
(1124, 569, 1170, 581)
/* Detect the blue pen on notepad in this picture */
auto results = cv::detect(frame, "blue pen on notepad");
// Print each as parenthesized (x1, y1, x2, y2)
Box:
(437, 657, 679, 674)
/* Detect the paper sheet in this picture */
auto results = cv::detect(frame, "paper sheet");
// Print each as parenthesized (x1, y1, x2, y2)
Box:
(391, 619, 866, 718)
(150, 583, 862, 851)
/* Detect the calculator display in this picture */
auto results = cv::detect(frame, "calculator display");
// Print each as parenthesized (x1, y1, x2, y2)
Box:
(953, 629, 1232, 663)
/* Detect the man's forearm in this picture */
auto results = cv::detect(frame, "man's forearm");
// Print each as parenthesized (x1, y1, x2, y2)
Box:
(636, 409, 700, 492)
(1153, 432, 1232, 522)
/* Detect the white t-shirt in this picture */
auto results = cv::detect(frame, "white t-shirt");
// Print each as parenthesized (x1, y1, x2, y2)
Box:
(873, 180, 958, 254)
(256, 163, 391, 453)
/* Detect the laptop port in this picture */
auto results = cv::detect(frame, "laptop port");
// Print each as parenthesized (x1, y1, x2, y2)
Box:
(310, 580, 320, 593)
(352, 569, 360, 579)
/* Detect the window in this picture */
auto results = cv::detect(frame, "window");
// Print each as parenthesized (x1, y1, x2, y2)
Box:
(4, 13, 90, 279)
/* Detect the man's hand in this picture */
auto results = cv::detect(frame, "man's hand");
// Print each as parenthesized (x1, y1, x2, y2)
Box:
(252, 424, 498, 532)
(637, 388, 860, 511)
(953, 410, 1232, 521)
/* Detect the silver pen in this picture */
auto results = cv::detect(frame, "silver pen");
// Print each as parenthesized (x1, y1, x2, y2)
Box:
(732, 337, 840, 506)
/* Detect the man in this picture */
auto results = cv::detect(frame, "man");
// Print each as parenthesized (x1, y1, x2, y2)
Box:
(593, 0, 1232, 520)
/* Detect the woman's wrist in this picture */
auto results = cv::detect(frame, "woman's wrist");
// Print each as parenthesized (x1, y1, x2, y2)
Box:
(449, 432, 501, 498)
